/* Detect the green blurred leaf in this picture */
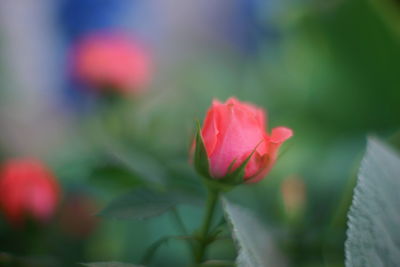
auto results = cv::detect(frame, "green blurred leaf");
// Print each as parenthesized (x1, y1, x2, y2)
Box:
(96, 131, 167, 186)
(194, 120, 211, 178)
(100, 188, 197, 220)
(345, 138, 400, 266)
(222, 199, 287, 267)
(90, 164, 143, 191)
(370, 0, 400, 39)
(82, 262, 143, 267)
(108, 147, 167, 186)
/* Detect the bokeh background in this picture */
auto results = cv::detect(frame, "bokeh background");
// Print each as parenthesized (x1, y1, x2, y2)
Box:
(0, 0, 399, 266)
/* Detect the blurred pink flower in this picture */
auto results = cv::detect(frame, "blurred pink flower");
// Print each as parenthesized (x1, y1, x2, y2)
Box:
(71, 32, 151, 94)
(0, 159, 60, 226)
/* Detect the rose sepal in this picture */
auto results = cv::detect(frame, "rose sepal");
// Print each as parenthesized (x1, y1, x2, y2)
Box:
(194, 120, 212, 179)
(221, 141, 262, 185)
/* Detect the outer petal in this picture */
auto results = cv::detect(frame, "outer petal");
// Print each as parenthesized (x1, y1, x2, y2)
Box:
(245, 154, 272, 183)
(243, 148, 268, 179)
(268, 127, 293, 161)
(201, 100, 219, 156)
(246, 127, 293, 183)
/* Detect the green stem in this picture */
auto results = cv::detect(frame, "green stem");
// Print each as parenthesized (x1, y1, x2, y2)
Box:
(171, 208, 195, 254)
(172, 208, 189, 235)
(195, 188, 220, 264)
(141, 235, 192, 265)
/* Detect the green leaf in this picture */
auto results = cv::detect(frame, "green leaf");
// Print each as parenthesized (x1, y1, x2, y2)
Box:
(81, 262, 142, 267)
(99, 136, 166, 186)
(222, 199, 287, 267)
(194, 120, 211, 178)
(89, 164, 143, 191)
(99, 188, 195, 220)
(345, 138, 400, 266)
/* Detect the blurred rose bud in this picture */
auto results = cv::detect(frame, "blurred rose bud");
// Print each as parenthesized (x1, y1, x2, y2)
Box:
(194, 97, 292, 184)
(281, 175, 306, 221)
(59, 194, 99, 239)
(71, 32, 151, 94)
(0, 159, 60, 226)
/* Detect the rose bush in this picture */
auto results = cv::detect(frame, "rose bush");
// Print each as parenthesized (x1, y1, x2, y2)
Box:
(199, 97, 293, 183)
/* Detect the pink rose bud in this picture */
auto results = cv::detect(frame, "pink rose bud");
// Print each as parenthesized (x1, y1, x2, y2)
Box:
(0, 159, 60, 226)
(196, 97, 293, 183)
(71, 32, 151, 94)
